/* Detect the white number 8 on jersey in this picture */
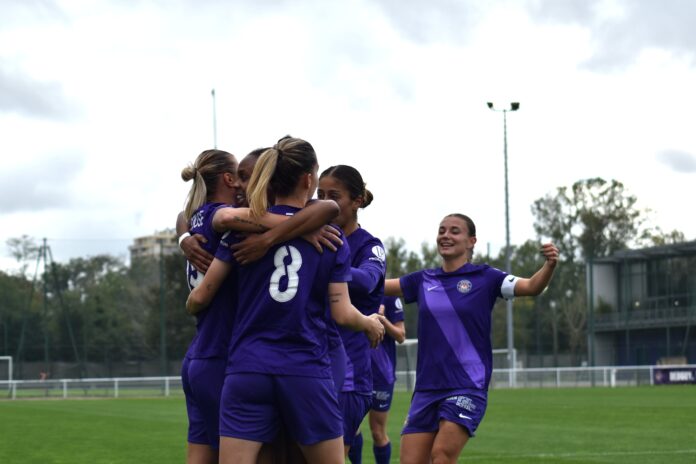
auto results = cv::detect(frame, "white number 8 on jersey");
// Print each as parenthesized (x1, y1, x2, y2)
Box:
(269, 245, 302, 302)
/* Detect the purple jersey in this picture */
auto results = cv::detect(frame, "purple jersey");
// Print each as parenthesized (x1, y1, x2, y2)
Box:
(400, 263, 508, 391)
(225, 205, 352, 378)
(371, 296, 405, 387)
(338, 228, 386, 394)
(185, 203, 237, 359)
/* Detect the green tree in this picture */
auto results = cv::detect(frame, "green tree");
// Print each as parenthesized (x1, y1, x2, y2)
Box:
(0, 270, 42, 362)
(530, 177, 660, 364)
(383, 238, 439, 339)
(6, 235, 40, 277)
(384, 237, 422, 279)
(480, 241, 552, 359)
(532, 178, 647, 260)
(135, 253, 195, 373)
(43, 254, 151, 376)
(641, 227, 686, 246)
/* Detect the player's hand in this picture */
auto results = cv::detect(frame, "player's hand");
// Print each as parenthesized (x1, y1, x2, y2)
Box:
(231, 233, 272, 265)
(364, 313, 385, 348)
(540, 243, 559, 267)
(302, 225, 343, 253)
(182, 234, 213, 273)
(378, 304, 385, 317)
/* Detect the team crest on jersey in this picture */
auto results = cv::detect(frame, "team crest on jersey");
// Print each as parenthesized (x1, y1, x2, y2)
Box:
(371, 245, 386, 262)
(395, 298, 403, 311)
(457, 279, 472, 293)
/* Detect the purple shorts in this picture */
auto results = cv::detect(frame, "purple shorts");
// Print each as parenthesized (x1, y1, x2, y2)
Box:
(181, 357, 226, 449)
(220, 373, 342, 446)
(338, 391, 372, 445)
(371, 383, 395, 412)
(402, 389, 488, 438)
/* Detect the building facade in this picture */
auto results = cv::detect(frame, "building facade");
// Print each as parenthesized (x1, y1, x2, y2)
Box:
(589, 241, 696, 366)
(128, 229, 178, 262)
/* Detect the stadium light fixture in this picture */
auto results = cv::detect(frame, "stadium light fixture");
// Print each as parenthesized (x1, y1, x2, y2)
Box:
(211, 88, 218, 149)
(488, 101, 520, 380)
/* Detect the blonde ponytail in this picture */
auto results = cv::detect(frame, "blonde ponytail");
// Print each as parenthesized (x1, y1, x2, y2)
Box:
(181, 149, 237, 221)
(246, 136, 317, 217)
(246, 148, 278, 218)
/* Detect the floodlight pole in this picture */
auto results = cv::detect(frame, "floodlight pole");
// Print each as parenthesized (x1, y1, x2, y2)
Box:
(159, 238, 167, 376)
(211, 88, 218, 149)
(487, 101, 520, 386)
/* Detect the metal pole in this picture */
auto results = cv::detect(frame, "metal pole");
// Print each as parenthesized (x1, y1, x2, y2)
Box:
(588, 256, 595, 368)
(159, 238, 167, 376)
(487, 102, 519, 382)
(46, 246, 83, 377)
(503, 110, 515, 385)
(211, 88, 218, 149)
(42, 238, 49, 371)
(2, 313, 7, 356)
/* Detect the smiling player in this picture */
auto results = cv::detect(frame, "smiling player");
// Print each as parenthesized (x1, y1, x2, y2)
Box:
(385, 213, 559, 464)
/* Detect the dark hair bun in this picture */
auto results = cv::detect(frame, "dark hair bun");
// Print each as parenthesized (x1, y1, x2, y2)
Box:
(361, 188, 374, 208)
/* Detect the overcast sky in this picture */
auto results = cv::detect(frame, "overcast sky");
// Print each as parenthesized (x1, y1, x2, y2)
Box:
(2, 0, 695, 270)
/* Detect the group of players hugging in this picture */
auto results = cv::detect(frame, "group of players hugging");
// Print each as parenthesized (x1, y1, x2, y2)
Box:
(177, 136, 558, 464)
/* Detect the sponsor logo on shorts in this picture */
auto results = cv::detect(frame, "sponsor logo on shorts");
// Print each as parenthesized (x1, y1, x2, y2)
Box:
(374, 390, 390, 401)
(457, 280, 472, 293)
(458, 413, 472, 420)
(379, 403, 388, 409)
(446, 395, 477, 412)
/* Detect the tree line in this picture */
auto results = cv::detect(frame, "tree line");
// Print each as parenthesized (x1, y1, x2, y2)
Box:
(0, 178, 685, 377)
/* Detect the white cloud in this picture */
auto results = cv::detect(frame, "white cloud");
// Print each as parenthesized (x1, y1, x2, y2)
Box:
(657, 150, 696, 173)
(2, 0, 696, 269)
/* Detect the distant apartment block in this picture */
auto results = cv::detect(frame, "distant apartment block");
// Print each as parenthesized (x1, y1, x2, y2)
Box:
(129, 229, 178, 262)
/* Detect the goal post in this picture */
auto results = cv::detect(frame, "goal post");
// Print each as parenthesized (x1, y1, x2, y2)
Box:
(397, 343, 520, 390)
(396, 339, 419, 392)
(492, 348, 518, 369)
(0, 356, 12, 384)
(493, 348, 518, 388)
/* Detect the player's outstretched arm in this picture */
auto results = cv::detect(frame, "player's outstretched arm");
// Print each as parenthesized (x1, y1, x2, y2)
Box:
(231, 200, 341, 264)
(211, 206, 272, 234)
(186, 258, 232, 315)
(328, 282, 385, 348)
(176, 211, 214, 273)
(384, 278, 403, 297)
(513, 243, 559, 297)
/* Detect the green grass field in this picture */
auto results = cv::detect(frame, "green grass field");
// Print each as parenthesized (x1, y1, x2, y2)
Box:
(1, 387, 695, 463)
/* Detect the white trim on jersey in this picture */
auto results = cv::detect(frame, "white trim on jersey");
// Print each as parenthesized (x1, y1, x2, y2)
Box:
(500, 275, 518, 300)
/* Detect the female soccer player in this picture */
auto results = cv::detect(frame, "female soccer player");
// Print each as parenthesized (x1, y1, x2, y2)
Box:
(385, 213, 559, 464)
(317, 165, 387, 459)
(179, 148, 239, 464)
(177, 147, 267, 273)
(349, 295, 406, 464)
(179, 148, 343, 464)
(205, 137, 385, 464)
